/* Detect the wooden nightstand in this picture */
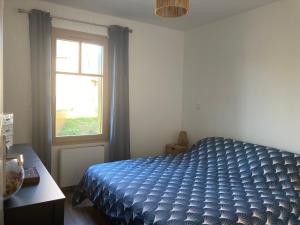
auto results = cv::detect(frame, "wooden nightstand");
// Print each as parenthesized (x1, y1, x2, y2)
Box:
(165, 144, 188, 155)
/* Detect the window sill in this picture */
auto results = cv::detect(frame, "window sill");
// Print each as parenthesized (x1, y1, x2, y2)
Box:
(53, 135, 108, 146)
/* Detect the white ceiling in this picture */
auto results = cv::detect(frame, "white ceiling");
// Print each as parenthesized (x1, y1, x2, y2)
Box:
(40, 0, 280, 30)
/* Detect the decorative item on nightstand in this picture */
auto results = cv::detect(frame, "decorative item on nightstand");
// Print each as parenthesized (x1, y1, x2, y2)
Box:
(3, 113, 14, 151)
(165, 131, 189, 155)
(23, 167, 40, 186)
(4, 154, 24, 200)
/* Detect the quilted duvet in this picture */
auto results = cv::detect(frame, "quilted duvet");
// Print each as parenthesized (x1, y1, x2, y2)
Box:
(73, 137, 300, 225)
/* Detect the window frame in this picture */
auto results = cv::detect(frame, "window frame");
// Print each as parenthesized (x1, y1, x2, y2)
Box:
(52, 28, 109, 145)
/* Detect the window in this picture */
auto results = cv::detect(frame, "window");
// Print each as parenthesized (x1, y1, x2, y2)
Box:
(52, 28, 108, 144)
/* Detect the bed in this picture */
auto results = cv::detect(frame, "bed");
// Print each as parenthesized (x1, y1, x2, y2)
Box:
(73, 137, 300, 225)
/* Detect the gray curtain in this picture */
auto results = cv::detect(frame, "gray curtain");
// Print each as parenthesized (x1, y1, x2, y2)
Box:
(29, 9, 52, 171)
(108, 25, 130, 161)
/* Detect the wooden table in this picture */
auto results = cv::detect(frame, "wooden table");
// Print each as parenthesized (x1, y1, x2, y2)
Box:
(165, 144, 189, 155)
(4, 145, 65, 225)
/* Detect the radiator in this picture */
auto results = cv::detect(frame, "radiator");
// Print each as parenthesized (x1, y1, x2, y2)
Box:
(59, 145, 105, 187)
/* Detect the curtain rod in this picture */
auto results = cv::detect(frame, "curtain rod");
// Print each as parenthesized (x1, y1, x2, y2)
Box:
(18, 9, 133, 33)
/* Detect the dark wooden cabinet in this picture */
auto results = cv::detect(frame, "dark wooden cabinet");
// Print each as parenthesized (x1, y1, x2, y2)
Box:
(4, 145, 65, 225)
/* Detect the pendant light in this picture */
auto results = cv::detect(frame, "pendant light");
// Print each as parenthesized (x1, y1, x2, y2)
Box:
(155, 0, 189, 17)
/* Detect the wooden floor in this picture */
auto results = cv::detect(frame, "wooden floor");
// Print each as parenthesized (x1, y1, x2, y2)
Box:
(64, 191, 114, 225)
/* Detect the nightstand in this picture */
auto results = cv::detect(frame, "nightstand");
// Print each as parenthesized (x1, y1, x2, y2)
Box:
(4, 145, 65, 225)
(165, 144, 188, 155)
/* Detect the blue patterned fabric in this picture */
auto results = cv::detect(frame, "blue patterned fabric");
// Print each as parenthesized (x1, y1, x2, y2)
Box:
(73, 137, 300, 225)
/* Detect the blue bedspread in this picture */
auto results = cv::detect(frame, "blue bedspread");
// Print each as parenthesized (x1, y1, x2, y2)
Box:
(73, 137, 300, 224)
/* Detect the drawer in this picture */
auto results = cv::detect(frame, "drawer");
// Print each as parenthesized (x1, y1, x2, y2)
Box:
(5, 202, 56, 225)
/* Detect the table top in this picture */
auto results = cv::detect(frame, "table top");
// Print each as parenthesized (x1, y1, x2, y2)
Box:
(4, 144, 65, 209)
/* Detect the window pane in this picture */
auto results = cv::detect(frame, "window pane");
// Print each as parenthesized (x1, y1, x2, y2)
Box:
(81, 43, 103, 75)
(56, 40, 79, 73)
(56, 74, 103, 137)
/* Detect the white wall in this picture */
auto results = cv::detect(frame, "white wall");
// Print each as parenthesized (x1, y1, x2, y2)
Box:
(183, 0, 300, 153)
(4, 0, 184, 179)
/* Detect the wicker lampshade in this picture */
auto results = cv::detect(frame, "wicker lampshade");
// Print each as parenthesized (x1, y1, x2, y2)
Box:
(155, 0, 189, 17)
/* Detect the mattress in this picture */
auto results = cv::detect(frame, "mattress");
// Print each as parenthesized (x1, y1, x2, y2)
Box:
(73, 137, 300, 225)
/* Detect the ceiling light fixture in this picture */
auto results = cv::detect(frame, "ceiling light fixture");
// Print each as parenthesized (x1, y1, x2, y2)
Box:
(155, 0, 189, 18)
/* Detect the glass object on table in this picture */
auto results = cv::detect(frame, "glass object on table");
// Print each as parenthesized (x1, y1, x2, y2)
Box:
(4, 154, 24, 200)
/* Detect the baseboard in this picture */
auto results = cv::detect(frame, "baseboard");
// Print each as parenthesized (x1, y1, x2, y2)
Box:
(61, 185, 76, 193)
